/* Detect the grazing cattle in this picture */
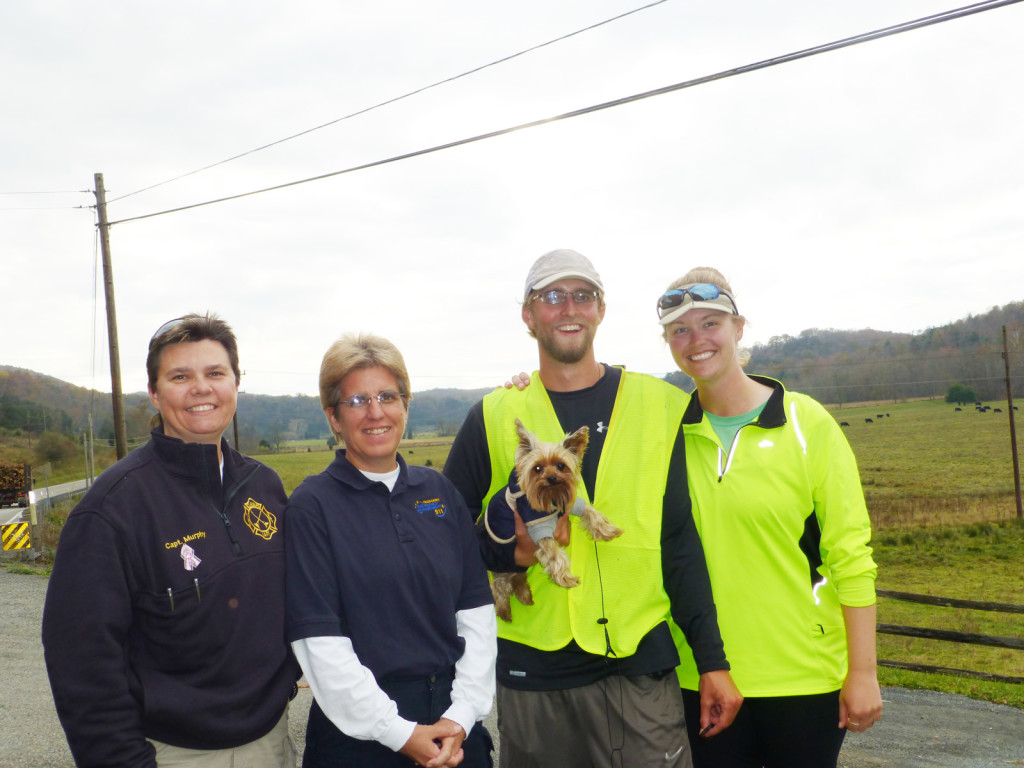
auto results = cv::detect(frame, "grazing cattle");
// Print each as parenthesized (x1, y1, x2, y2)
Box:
(994, 408, 1003, 413)
(865, 418, 874, 424)
(955, 407, 962, 412)
(876, 414, 885, 419)
(886, 413, 891, 417)
(840, 421, 850, 427)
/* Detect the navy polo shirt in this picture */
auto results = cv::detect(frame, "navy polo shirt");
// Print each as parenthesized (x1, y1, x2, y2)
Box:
(285, 451, 492, 681)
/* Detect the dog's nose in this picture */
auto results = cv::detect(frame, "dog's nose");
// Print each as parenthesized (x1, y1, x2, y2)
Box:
(545, 475, 559, 485)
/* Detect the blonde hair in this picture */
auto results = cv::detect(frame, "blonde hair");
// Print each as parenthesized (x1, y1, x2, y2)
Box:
(662, 267, 751, 367)
(319, 333, 412, 415)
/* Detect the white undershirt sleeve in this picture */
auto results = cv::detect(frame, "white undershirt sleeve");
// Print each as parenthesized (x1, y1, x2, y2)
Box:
(291, 636, 415, 752)
(442, 604, 498, 738)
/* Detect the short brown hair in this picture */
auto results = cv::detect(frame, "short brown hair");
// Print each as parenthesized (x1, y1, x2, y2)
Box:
(146, 313, 241, 392)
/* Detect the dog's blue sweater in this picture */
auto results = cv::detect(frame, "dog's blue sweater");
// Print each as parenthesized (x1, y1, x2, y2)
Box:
(483, 469, 563, 544)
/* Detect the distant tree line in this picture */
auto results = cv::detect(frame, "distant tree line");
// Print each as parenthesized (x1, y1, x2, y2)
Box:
(746, 302, 1024, 405)
(0, 393, 73, 436)
(3, 301, 1023, 451)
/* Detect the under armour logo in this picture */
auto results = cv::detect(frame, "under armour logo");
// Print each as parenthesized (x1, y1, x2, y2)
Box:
(596, 421, 607, 433)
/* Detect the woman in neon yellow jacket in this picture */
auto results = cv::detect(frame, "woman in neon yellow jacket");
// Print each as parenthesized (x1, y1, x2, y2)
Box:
(657, 267, 882, 768)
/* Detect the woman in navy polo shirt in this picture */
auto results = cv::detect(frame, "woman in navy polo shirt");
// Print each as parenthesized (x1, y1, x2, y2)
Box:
(285, 333, 496, 768)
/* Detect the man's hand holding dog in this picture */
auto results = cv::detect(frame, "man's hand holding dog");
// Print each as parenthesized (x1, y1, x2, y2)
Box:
(512, 507, 571, 567)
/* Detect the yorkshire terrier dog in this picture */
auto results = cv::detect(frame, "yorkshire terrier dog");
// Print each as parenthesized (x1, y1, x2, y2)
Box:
(484, 418, 623, 622)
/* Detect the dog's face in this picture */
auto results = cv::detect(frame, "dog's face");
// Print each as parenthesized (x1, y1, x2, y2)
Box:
(513, 418, 589, 514)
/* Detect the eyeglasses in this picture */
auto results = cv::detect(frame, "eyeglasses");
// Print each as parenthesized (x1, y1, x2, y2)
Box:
(529, 289, 601, 306)
(656, 284, 737, 318)
(337, 390, 407, 410)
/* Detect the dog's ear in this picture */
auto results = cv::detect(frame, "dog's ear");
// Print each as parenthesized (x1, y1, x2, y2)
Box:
(515, 418, 538, 459)
(562, 426, 589, 460)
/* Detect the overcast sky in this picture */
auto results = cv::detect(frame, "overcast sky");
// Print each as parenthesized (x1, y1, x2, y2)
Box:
(3, 0, 1022, 399)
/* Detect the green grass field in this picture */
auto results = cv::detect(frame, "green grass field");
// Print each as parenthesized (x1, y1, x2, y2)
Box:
(258, 440, 456, 491)
(829, 398, 1021, 527)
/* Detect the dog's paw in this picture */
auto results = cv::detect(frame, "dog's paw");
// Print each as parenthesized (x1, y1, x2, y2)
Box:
(581, 505, 624, 541)
(552, 571, 580, 588)
(511, 572, 534, 607)
(494, 599, 513, 623)
(536, 539, 580, 588)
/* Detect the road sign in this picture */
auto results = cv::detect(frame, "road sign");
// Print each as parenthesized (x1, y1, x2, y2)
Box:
(2, 522, 31, 551)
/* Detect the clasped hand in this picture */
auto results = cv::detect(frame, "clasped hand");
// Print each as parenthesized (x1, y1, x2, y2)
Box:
(400, 718, 466, 767)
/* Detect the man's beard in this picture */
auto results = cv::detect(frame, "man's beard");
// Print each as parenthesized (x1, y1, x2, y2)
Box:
(536, 325, 594, 365)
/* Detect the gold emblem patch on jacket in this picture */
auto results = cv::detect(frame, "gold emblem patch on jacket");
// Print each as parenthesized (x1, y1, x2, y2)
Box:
(243, 498, 278, 540)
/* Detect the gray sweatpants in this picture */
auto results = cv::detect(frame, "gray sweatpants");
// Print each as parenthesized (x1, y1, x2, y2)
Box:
(496, 673, 692, 768)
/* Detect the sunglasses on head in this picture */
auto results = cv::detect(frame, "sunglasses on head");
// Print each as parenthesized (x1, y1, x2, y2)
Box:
(656, 284, 737, 318)
(150, 316, 188, 345)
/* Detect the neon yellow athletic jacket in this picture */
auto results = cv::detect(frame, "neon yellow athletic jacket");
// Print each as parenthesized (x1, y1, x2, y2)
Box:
(672, 376, 877, 696)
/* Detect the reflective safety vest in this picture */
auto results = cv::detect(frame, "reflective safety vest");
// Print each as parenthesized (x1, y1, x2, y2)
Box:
(482, 370, 687, 656)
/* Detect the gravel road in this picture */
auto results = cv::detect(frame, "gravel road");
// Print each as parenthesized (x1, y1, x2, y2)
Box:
(3, 565, 1022, 768)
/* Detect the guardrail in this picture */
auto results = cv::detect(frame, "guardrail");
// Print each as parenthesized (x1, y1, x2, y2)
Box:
(877, 588, 1024, 684)
(30, 481, 90, 516)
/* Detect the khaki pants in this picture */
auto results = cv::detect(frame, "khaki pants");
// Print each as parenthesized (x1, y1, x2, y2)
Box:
(148, 708, 296, 768)
(497, 673, 691, 768)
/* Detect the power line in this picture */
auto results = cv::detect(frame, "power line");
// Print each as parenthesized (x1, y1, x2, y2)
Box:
(0, 205, 90, 211)
(107, 0, 668, 204)
(0, 190, 90, 195)
(107, 0, 1023, 227)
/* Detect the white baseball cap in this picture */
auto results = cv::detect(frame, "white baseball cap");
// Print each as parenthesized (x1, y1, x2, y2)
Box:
(524, 249, 604, 300)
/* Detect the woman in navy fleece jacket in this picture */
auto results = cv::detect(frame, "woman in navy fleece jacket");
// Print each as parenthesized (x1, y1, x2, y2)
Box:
(42, 313, 300, 768)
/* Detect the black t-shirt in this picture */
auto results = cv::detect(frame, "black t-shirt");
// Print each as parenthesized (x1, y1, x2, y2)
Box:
(444, 365, 727, 690)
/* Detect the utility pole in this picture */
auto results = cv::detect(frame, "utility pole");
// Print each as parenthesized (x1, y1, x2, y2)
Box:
(1003, 325, 1022, 520)
(87, 413, 96, 486)
(94, 173, 128, 459)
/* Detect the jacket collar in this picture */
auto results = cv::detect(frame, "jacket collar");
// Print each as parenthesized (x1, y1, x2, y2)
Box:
(682, 375, 787, 428)
(149, 426, 235, 480)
